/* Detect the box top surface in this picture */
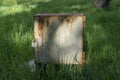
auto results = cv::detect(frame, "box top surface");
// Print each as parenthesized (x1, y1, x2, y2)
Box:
(34, 13, 84, 17)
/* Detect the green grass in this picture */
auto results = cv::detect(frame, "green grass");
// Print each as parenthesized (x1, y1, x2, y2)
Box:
(0, 0, 120, 80)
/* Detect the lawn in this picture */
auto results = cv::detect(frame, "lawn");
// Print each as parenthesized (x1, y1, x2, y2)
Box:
(0, 0, 120, 80)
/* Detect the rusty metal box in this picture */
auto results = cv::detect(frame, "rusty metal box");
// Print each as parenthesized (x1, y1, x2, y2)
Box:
(32, 14, 85, 65)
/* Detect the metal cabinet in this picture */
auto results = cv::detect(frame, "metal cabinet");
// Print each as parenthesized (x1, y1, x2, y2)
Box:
(32, 14, 85, 65)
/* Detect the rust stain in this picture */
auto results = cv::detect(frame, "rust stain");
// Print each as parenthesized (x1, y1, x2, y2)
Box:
(46, 19, 49, 27)
(80, 52, 85, 65)
(66, 16, 78, 28)
(38, 23, 43, 36)
(46, 16, 58, 27)
(82, 16, 85, 63)
(66, 18, 71, 23)
(82, 16, 86, 28)
(34, 17, 44, 41)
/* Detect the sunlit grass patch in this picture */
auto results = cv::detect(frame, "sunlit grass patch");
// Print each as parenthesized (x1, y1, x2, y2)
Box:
(0, 0, 51, 6)
(0, 4, 37, 16)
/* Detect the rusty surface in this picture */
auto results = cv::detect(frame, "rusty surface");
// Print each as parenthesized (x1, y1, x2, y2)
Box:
(34, 13, 84, 17)
(32, 14, 85, 64)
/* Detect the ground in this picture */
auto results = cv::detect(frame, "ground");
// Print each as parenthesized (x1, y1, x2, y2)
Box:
(0, 0, 120, 80)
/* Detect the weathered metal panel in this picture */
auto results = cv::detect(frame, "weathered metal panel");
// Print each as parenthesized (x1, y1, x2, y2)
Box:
(32, 14, 85, 64)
